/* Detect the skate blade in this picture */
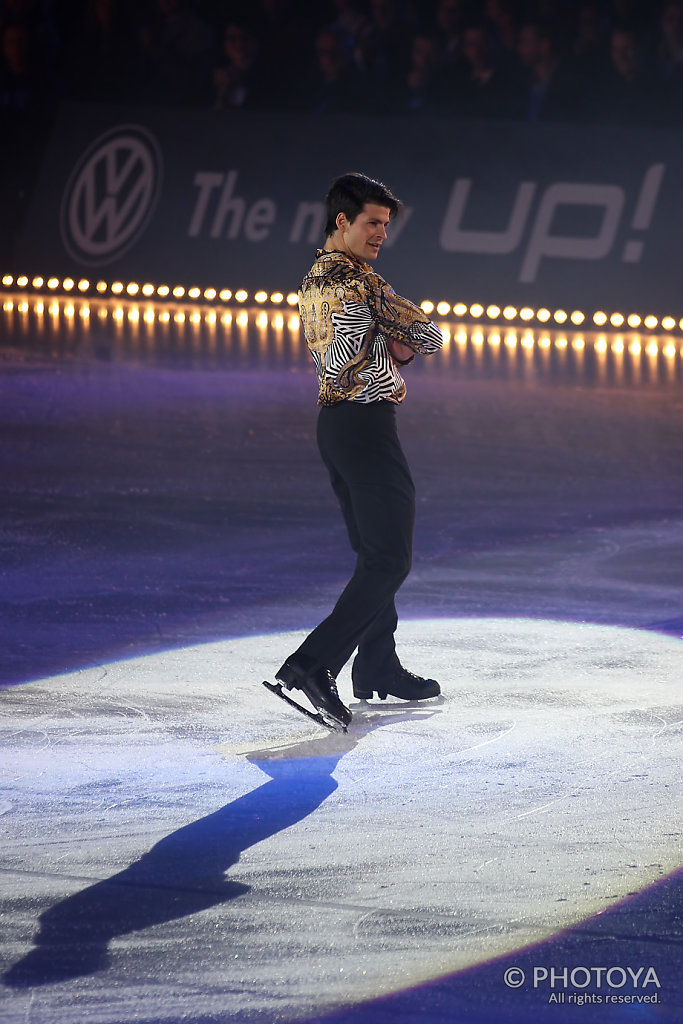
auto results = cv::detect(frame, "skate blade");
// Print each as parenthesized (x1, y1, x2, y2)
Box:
(262, 681, 348, 733)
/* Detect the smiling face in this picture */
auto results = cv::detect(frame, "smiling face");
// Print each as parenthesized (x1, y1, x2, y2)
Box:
(333, 202, 392, 262)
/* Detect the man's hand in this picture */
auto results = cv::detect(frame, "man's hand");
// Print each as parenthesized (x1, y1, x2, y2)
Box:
(386, 337, 415, 365)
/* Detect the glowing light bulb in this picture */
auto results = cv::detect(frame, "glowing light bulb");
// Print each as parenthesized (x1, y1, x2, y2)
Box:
(78, 279, 90, 292)
(63, 278, 74, 291)
(255, 291, 268, 303)
(486, 305, 501, 319)
(111, 282, 124, 294)
(421, 300, 435, 314)
(661, 316, 675, 331)
(235, 290, 249, 303)
(17, 275, 28, 288)
(520, 307, 534, 321)
(127, 282, 139, 296)
(157, 285, 170, 297)
(2, 275, 13, 286)
(452, 302, 467, 317)
(610, 313, 624, 327)
(142, 283, 155, 297)
(553, 309, 567, 324)
(570, 311, 585, 325)
(270, 292, 284, 304)
(286, 292, 298, 306)
(643, 316, 658, 330)
(47, 278, 59, 290)
(188, 287, 201, 299)
(469, 303, 484, 318)
(503, 306, 517, 320)
(172, 286, 185, 299)
(219, 289, 232, 302)
(436, 301, 451, 316)
(593, 311, 607, 326)
(537, 308, 551, 322)
(96, 280, 108, 293)
(32, 276, 44, 289)
(627, 314, 641, 328)
(204, 288, 217, 301)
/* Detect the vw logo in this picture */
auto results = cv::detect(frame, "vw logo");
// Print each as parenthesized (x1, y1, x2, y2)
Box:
(60, 125, 163, 265)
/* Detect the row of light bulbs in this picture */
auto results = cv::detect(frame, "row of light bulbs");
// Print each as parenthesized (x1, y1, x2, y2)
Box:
(420, 300, 677, 333)
(1, 274, 300, 308)
(1, 274, 680, 334)
(5, 297, 682, 358)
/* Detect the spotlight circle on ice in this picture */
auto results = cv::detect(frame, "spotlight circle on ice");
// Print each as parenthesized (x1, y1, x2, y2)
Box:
(4, 617, 680, 1018)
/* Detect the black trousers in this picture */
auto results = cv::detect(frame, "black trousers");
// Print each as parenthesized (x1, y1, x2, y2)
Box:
(294, 400, 416, 679)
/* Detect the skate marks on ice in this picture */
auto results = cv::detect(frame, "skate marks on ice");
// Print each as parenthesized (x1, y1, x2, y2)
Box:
(0, 619, 681, 1022)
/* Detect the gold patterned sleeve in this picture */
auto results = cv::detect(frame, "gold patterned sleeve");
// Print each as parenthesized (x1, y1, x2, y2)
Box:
(360, 268, 443, 355)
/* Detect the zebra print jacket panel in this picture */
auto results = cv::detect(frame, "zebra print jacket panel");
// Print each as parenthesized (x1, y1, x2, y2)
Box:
(298, 249, 443, 406)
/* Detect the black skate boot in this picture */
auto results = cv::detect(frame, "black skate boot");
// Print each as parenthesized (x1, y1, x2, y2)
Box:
(352, 662, 440, 702)
(266, 657, 352, 731)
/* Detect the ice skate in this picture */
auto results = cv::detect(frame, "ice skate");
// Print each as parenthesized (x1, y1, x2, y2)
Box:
(263, 659, 352, 732)
(352, 663, 440, 702)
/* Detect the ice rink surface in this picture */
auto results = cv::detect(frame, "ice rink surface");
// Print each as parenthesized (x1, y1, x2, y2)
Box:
(0, 303, 681, 1023)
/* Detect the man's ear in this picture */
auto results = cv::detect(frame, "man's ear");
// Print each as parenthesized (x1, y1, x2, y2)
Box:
(336, 211, 348, 232)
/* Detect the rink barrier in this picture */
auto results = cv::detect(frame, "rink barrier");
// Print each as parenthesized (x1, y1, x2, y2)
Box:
(4, 282, 671, 336)
(1, 274, 681, 336)
(3, 288, 683, 393)
(11, 105, 683, 316)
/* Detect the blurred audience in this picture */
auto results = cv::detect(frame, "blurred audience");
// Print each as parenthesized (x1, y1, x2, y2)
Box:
(4, 0, 683, 130)
(516, 18, 586, 121)
(449, 20, 526, 118)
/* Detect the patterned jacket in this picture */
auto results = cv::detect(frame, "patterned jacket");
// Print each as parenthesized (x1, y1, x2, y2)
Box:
(298, 249, 443, 405)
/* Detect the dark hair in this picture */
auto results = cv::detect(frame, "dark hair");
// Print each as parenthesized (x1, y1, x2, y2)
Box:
(324, 172, 403, 237)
